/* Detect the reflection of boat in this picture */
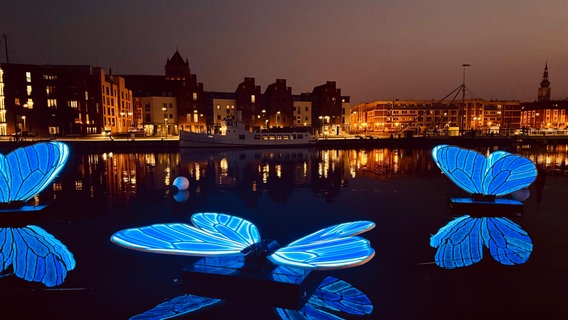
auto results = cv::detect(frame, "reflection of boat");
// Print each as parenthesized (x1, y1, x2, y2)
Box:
(180, 116, 317, 148)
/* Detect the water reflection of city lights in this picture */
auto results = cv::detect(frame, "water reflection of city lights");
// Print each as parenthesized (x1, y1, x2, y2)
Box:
(276, 164, 282, 178)
(195, 163, 201, 181)
(262, 164, 269, 183)
(164, 167, 171, 186)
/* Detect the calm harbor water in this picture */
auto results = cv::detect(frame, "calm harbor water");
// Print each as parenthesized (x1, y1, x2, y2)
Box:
(2, 143, 568, 319)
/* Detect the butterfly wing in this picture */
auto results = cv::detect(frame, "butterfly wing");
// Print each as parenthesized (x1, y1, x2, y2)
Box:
(268, 221, 375, 270)
(130, 294, 223, 320)
(482, 153, 537, 196)
(191, 212, 261, 247)
(0, 228, 14, 272)
(432, 145, 486, 194)
(482, 217, 533, 265)
(0, 142, 69, 203)
(111, 214, 260, 256)
(11, 225, 75, 287)
(275, 276, 373, 319)
(430, 215, 483, 269)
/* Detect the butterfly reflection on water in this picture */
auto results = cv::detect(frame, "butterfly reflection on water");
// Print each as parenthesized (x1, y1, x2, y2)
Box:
(0, 142, 73, 286)
(130, 271, 373, 320)
(0, 225, 76, 287)
(430, 145, 537, 268)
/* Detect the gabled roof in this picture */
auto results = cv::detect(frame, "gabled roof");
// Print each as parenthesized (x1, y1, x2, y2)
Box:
(166, 50, 188, 67)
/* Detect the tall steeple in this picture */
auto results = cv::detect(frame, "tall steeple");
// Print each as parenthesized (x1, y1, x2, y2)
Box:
(538, 62, 551, 102)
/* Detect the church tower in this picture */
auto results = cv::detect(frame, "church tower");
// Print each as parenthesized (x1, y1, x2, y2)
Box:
(537, 62, 551, 102)
(165, 50, 190, 80)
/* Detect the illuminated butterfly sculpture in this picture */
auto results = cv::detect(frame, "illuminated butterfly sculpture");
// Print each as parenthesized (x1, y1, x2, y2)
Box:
(0, 141, 69, 207)
(111, 212, 375, 270)
(430, 145, 537, 269)
(130, 265, 373, 319)
(0, 225, 76, 287)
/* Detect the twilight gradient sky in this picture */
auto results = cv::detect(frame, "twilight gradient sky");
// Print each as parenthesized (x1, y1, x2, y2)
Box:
(2, 0, 568, 103)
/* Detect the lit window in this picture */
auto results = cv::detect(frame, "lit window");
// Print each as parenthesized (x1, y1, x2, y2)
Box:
(26, 72, 31, 82)
(48, 99, 57, 108)
(68, 100, 78, 108)
(27, 85, 32, 96)
(193, 92, 197, 101)
(46, 86, 55, 95)
(251, 95, 255, 103)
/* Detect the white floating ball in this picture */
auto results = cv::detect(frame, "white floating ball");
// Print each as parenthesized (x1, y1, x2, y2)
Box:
(173, 176, 190, 191)
(511, 188, 530, 202)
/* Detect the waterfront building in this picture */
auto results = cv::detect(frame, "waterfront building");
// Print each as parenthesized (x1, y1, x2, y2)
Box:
(0, 63, 132, 137)
(102, 71, 134, 134)
(293, 93, 312, 129)
(311, 81, 343, 135)
(123, 50, 206, 136)
(263, 79, 293, 129)
(520, 63, 568, 129)
(235, 77, 262, 130)
(350, 98, 521, 135)
(209, 92, 236, 131)
(164, 51, 206, 133)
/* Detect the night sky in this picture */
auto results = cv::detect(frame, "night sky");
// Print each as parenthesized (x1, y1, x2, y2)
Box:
(2, 0, 568, 103)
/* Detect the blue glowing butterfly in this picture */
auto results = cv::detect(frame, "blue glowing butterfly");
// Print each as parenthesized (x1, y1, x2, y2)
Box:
(431, 144, 537, 198)
(111, 212, 375, 270)
(0, 225, 76, 286)
(430, 215, 533, 269)
(0, 142, 69, 205)
(130, 275, 373, 320)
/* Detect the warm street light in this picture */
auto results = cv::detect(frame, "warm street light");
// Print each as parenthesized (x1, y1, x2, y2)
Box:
(162, 107, 168, 138)
(21, 115, 26, 132)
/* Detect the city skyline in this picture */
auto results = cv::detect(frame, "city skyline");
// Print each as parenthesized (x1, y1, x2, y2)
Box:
(2, 0, 568, 103)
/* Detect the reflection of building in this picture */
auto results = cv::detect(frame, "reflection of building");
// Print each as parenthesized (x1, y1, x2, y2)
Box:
(520, 63, 568, 129)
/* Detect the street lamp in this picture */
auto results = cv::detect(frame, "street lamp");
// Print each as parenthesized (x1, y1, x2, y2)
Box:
(276, 111, 280, 128)
(120, 111, 125, 133)
(21, 115, 26, 133)
(162, 107, 168, 138)
(318, 116, 323, 135)
(128, 111, 133, 129)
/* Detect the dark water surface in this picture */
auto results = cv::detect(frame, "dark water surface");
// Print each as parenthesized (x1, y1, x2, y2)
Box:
(2, 144, 568, 319)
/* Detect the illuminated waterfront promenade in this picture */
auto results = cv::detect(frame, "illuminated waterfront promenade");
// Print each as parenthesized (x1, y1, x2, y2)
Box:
(2, 132, 567, 152)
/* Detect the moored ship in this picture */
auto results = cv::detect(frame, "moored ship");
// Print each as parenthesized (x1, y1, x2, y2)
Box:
(179, 116, 316, 148)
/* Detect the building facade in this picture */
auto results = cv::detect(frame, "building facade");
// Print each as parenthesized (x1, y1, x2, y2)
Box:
(520, 63, 568, 129)
(350, 98, 521, 135)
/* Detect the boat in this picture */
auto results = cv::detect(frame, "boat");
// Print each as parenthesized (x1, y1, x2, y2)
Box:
(179, 116, 317, 148)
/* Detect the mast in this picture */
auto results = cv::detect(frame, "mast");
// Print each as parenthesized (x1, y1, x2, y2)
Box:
(2, 34, 8, 64)
(460, 64, 470, 132)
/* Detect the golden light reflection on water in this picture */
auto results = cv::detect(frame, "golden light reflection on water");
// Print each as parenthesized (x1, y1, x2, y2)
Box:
(52, 145, 567, 206)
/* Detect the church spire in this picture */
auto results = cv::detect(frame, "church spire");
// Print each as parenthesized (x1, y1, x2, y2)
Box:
(537, 62, 551, 102)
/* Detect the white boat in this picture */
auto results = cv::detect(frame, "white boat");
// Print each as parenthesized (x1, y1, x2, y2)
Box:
(179, 117, 317, 148)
